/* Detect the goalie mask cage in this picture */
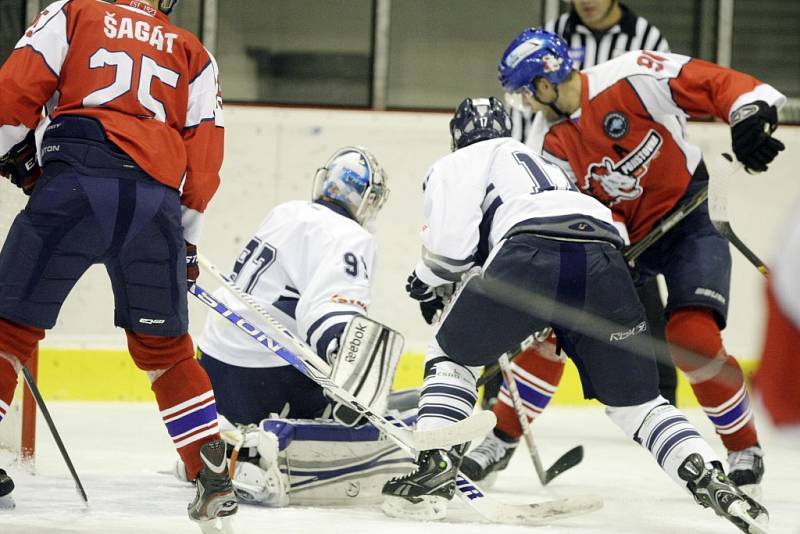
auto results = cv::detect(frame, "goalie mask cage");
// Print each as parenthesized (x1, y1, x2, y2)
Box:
(0, 179, 37, 464)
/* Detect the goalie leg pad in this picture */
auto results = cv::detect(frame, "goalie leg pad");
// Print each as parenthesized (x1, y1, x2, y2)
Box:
(329, 316, 404, 425)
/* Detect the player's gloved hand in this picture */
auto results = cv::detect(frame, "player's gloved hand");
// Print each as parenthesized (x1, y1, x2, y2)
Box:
(730, 100, 785, 173)
(186, 242, 199, 285)
(0, 130, 42, 195)
(406, 271, 444, 325)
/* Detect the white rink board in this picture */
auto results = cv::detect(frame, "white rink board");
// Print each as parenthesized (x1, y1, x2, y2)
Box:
(2, 107, 798, 357)
(0, 403, 798, 533)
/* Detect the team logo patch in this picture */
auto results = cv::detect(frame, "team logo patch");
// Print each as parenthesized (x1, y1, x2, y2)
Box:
(603, 112, 629, 139)
(583, 129, 663, 206)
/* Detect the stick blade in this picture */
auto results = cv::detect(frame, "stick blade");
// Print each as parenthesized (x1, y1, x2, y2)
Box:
(544, 445, 584, 484)
(412, 410, 496, 451)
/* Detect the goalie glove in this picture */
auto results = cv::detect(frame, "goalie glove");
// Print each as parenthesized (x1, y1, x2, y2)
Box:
(730, 101, 785, 173)
(0, 130, 41, 195)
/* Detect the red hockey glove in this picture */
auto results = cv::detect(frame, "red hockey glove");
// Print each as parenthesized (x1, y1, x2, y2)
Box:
(186, 242, 199, 285)
(0, 131, 42, 195)
(730, 101, 785, 173)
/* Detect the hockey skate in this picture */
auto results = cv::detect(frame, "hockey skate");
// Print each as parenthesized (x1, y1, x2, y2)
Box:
(728, 444, 764, 498)
(460, 431, 517, 486)
(0, 468, 14, 509)
(678, 453, 769, 534)
(188, 440, 238, 534)
(382, 446, 465, 520)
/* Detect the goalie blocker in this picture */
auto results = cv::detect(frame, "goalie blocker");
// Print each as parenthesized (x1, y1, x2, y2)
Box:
(328, 316, 404, 426)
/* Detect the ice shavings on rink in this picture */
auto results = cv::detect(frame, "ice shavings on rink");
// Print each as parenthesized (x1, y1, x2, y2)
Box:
(0, 403, 797, 534)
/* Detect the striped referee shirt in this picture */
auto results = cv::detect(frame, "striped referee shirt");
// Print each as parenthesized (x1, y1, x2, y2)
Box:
(511, 3, 670, 142)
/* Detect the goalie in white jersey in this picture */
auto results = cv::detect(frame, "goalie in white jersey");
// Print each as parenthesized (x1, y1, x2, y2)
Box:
(381, 98, 768, 533)
(193, 147, 415, 507)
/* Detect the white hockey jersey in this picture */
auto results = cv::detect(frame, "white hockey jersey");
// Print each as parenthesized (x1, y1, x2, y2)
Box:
(414, 137, 618, 287)
(199, 200, 376, 368)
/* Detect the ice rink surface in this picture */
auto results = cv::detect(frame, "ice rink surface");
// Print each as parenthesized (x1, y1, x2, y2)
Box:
(0, 403, 797, 534)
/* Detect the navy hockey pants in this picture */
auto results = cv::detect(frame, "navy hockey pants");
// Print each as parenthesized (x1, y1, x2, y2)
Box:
(0, 166, 188, 336)
(436, 234, 659, 407)
(199, 350, 329, 425)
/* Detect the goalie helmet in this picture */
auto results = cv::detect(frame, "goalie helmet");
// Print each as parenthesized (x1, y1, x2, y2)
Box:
(312, 147, 389, 226)
(498, 28, 572, 96)
(449, 97, 512, 151)
(157, 0, 180, 15)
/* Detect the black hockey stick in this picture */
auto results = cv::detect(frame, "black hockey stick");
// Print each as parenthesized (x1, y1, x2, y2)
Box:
(711, 154, 769, 277)
(498, 353, 584, 485)
(21, 366, 88, 505)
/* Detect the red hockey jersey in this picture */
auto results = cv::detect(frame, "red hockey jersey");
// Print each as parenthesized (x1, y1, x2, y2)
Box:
(527, 51, 784, 244)
(0, 0, 223, 243)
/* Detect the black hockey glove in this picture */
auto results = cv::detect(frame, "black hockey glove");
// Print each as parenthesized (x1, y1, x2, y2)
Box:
(406, 271, 444, 325)
(0, 130, 41, 195)
(186, 242, 199, 285)
(730, 101, 785, 173)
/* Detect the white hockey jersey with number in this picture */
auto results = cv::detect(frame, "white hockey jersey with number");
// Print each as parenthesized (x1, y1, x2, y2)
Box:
(199, 201, 376, 368)
(414, 137, 617, 287)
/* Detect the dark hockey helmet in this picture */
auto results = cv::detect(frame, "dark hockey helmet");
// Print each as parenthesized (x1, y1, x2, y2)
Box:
(312, 147, 390, 226)
(158, 0, 180, 14)
(449, 97, 512, 151)
(498, 28, 572, 96)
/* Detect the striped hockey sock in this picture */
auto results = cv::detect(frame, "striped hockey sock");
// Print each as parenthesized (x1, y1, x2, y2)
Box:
(607, 397, 721, 488)
(417, 357, 478, 432)
(152, 358, 221, 479)
(666, 308, 758, 452)
(493, 344, 564, 439)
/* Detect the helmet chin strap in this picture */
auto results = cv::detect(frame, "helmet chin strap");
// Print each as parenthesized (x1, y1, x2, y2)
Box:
(533, 85, 569, 118)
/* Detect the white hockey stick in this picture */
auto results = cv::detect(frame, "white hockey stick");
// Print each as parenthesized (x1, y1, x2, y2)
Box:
(455, 473, 602, 525)
(497, 353, 584, 485)
(710, 154, 769, 277)
(190, 280, 494, 456)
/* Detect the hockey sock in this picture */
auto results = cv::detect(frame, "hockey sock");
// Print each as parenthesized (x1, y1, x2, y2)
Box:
(754, 287, 800, 426)
(493, 342, 564, 440)
(606, 396, 722, 488)
(0, 319, 44, 424)
(128, 331, 221, 479)
(417, 352, 479, 433)
(666, 308, 758, 451)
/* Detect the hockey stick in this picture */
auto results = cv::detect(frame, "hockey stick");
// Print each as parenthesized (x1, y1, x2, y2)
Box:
(189, 282, 494, 456)
(710, 154, 769, 277)
(385, 415, 602, 525)
(498, 353, 583, 485)
(20, 366, 88, 506)
(455, 473, 602, 526)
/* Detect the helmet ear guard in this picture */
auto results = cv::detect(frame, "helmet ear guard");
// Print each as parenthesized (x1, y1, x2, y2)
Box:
(449, 97, 512, 151)
(312, 147, 390, 226)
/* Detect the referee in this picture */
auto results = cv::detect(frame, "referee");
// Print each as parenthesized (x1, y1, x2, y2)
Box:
(488, 0, 677, 409)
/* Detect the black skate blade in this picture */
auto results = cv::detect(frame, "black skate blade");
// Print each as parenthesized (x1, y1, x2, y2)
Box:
(543, 445, 584, 485)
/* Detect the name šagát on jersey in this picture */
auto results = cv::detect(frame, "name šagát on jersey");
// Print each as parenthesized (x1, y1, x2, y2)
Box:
(103, 12, 178, 53)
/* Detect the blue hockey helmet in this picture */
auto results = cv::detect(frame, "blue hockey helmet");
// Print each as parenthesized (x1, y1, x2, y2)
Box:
(312, 147, 389, 225)
(158, 0, 180, 14)
(449, 97, 512, 151)
(498, 28, 572, 96)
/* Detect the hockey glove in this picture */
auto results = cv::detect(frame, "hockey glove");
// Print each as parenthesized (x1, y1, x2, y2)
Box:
(0, 130, 41, 195)
(406, 271, 444, 325)
(186, 242, 199, 284)
(730, 101, 785, 173)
